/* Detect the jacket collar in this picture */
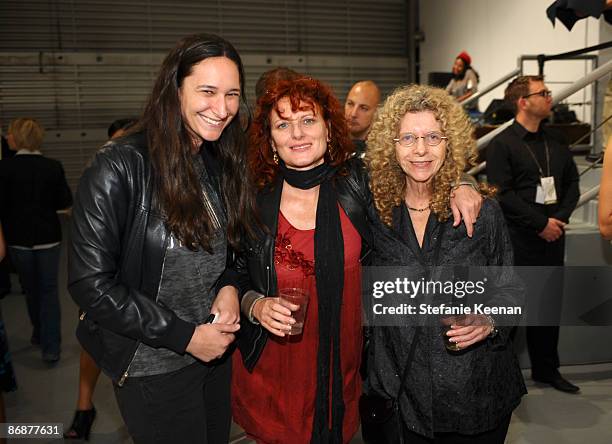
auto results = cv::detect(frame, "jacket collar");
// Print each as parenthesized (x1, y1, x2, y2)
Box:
(511, 119, 545, 141)
(257, 176, 283, 237)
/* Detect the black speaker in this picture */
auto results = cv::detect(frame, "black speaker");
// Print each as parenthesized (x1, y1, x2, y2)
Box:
(428, 72, 453, 89)
(482, 99, 514, 125)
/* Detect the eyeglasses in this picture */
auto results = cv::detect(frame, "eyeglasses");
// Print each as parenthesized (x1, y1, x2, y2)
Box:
(393, 132, 448, 147)
(522, 89, 552, 99)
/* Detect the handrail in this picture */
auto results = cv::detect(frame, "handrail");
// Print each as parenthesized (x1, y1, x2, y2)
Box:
(576, 185, 600, 209)
(536, 40, 612, 75)
(461, 68, 521, 108)
(552, 58, 612, 107)
(468, 58, 612, 176)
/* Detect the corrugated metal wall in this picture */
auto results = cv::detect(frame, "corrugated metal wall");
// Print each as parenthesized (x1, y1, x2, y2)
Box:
(0, 0, 411, 189)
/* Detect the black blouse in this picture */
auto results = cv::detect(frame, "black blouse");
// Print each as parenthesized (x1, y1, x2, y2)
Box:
(366, 198, 527, 438)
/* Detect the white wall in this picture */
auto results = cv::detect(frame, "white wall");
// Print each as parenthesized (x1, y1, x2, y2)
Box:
(420, 0, 605, 122)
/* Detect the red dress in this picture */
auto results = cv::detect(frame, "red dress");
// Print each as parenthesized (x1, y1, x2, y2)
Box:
(232, 207, 363, 444)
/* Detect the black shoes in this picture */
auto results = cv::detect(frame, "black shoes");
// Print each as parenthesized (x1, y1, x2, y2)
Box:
(532, 374, 580, 393)
(64, 406, 97, 441)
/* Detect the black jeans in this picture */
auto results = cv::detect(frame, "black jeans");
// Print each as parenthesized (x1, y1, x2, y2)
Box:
(114, 357, 231, 444)
(402, 414, 511, 444)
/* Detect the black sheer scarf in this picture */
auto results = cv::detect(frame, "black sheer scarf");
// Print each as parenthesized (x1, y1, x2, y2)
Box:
(278, 160, 345, 443)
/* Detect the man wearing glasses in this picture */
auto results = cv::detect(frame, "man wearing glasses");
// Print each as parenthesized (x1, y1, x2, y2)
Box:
(486, 75, 580, 393)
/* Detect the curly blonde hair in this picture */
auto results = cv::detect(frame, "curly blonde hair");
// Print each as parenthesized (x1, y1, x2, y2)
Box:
(365, 84, 477, 226)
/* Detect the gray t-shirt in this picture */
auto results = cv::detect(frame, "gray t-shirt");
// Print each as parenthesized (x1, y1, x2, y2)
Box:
(129, 154, 227, 377)
(446, 69, 479, 111)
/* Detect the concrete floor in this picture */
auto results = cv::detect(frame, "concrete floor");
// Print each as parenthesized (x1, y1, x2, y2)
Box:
(1, 244, 611, 444)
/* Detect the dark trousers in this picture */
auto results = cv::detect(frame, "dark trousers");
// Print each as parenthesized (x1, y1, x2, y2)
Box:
(512, 233, 564, 379)
(8, 245, 61, 355)
(114, 358, 231, 444)
(0, 262, 10, 295)
(402, 414, 511, 444)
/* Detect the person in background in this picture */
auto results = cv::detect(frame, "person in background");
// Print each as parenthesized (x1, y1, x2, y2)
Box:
(598, 137, 612, 239)
(344, 80, 381, 156)
(365, 84, 525, 443)
(486, 75, 580, 393)
(0, 225, 5, 272)
(64, 117, 138, 441)
(0, 222, 18, 439)
(106, 118, 137, 140)
(0, 117, 73, 363)
(445, 51, 480, 113)
(0, 136, 15, 299)
(68, 33, 257, 443)
(255, 66, 302, 100)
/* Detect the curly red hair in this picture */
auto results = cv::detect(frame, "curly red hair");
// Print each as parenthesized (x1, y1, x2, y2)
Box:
(249, 77, 354, 188)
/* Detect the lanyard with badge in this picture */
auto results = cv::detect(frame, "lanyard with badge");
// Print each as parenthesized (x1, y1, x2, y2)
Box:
(523, 138, 557, 205)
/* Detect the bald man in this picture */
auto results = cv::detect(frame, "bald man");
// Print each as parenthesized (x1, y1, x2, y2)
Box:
(344, 80, 381, 155)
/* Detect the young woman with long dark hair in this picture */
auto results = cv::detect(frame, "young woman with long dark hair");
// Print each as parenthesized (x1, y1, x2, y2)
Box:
(68, 33, 257, 444)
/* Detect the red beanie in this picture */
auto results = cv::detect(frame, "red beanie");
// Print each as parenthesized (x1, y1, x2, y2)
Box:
(457, 51, 471, 66)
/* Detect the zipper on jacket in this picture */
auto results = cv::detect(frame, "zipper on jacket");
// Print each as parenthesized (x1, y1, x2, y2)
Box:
(201, 187, 221, 231)
(265, 265, 271, 296)
(118, 239, 169, 387)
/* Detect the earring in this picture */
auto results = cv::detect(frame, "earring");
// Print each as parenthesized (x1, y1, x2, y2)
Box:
(273, 151, 279, 165)
(327, 142, 335, 161)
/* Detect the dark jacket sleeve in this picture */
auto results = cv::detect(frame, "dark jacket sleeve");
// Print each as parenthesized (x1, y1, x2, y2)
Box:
(486, 138, 549, 232)
(553, 152, 580, 222)
(68, 147, 194, 354)
(214, 247, 242, 293)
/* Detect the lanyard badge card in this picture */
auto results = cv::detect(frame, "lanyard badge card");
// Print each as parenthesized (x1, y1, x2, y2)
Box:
(535, 176, 557, 205)
(526, 139, 557, 205)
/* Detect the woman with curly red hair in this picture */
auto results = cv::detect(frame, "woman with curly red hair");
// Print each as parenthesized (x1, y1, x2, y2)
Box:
(231, 76, 369, 443)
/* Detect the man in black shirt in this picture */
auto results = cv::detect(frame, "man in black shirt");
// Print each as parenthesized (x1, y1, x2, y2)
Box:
(486, 75, 580, 393)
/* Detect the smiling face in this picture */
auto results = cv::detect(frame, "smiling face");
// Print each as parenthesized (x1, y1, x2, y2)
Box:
(452, 57, 466, 76)
(269, 97, 329, 171)
(179, 56, 241, 146)
(395, 111, 447, 186)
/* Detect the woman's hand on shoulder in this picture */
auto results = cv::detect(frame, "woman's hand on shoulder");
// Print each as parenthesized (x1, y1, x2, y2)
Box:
(450, 185, 483, 238)
(252, 297, 296, 337)
(444, 314, 493, 349)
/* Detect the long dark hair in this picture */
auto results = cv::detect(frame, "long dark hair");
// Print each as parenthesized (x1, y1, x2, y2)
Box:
(139, 33, 256, 251)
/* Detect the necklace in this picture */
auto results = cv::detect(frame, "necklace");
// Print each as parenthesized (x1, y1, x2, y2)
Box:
(406, 202, 430, 212)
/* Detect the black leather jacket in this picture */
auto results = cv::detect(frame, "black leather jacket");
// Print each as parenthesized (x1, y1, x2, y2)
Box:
(69, 132, 228, 384)
(234, 159, 375, 371)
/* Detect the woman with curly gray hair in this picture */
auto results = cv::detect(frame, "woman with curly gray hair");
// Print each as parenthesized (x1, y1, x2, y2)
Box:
(363, 84, 525, 443)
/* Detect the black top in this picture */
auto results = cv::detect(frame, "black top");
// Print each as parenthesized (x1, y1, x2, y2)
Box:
(0, 152, 72, 247)
(485, 120, 579, 236)
(366, 199, 526, 438)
